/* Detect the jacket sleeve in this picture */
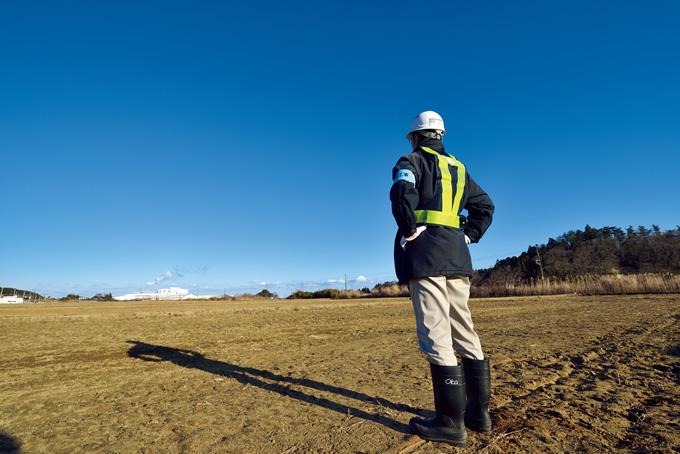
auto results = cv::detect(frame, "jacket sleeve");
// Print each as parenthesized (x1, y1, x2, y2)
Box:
(390, 157, 419, 238)
(463, 174, 494, 243)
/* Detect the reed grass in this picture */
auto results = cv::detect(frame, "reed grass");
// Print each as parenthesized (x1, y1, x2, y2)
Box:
(470, 273, 680, 298)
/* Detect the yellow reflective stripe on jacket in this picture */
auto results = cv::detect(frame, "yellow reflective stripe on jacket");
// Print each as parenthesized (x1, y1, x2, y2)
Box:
(414, 147, 466, 228)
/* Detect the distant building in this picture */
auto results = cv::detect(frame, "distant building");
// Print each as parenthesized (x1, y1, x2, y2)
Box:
(0, 295, 24, 304)
(114, 287, 193, 301)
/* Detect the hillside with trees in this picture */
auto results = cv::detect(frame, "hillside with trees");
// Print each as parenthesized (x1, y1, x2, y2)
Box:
(474, 225, 680, 284)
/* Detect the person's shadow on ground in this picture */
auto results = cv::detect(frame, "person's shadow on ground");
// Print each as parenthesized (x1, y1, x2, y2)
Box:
(127, 340, 420, 434)
(0, 433, 21, 453)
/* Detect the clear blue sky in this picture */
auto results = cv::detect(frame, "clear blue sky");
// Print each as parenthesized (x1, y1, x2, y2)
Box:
(2, 1, 678, 298)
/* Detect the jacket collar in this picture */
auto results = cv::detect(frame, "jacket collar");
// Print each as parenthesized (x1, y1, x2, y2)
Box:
(418, 138, 445, 152)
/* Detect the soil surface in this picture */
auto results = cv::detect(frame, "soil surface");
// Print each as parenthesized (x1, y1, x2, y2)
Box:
(1, 294, 679, 453)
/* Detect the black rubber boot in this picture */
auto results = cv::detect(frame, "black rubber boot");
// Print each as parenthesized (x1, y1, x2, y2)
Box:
(409, 363, 467, 447)
(462, 357, 492, 433)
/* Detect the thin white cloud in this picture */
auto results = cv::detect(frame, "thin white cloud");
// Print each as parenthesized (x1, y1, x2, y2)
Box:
(146, 270, 176, 286)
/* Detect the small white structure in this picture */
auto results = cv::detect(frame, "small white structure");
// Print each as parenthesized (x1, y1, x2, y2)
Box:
(114, 287, 194, 301)
(0, 295, 24, 304)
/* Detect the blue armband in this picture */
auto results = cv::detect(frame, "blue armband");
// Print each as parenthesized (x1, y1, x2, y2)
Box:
(394, 169, 416, 186)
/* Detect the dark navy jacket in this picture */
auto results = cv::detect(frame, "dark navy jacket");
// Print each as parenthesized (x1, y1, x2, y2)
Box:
(390, 138, 494, 283)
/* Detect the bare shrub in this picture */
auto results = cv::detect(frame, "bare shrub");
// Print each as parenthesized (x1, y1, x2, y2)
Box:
(371, 283, 409, 298)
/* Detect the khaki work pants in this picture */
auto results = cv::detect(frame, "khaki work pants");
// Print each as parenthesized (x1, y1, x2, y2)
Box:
(409, 275, 484, 366)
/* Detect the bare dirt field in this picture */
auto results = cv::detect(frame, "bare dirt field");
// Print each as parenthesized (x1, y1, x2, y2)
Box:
(1, 294, 679, 453)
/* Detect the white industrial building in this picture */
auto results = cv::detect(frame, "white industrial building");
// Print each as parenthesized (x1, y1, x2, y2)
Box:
(0, 295, 24, 304)
(114, 287, 195, 301)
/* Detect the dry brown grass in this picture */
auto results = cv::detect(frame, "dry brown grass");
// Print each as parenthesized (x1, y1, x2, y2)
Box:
(472, 273, 680, 298)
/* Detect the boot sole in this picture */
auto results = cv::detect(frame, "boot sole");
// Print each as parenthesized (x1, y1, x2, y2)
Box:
(409, 421, 467, 448)
(465, 421, 492, 433)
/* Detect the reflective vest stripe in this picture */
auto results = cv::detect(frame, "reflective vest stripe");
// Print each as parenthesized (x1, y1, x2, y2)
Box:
(414, 147, 466, 228)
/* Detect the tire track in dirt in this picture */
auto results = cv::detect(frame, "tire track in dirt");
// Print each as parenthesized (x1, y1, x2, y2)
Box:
(488, 312, 680, 452)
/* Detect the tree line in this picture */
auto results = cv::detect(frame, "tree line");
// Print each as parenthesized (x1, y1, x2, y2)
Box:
(286, 282, 408, 299)
(7, 225, 677, 302)
(473, 225, 680, 287)
(285, 224, 680, 299)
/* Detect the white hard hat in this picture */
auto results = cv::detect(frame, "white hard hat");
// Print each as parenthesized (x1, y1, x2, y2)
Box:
(406, 111, 446, 140)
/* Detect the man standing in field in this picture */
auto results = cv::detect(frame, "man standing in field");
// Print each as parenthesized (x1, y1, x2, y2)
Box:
(390, 111, 495, 447)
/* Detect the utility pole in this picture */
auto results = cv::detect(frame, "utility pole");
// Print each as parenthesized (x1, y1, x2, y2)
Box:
(534, 245, 545, 283)
(344, 273, 347, 293)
